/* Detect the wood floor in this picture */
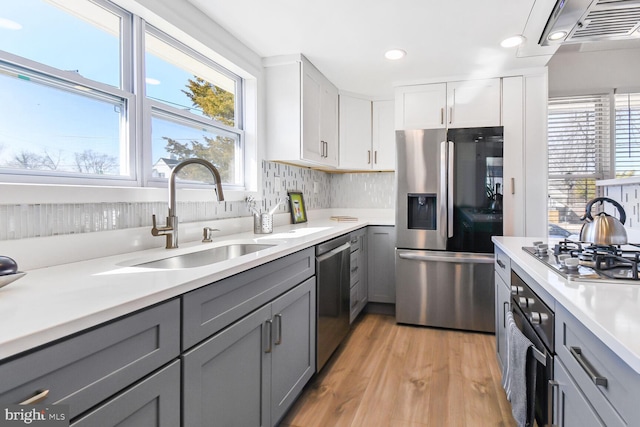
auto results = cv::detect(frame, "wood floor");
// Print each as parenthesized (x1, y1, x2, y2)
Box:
(280, 313, 516, 427)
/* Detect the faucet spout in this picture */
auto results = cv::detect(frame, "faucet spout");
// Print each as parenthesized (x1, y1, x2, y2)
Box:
(152, 158, 225, 249)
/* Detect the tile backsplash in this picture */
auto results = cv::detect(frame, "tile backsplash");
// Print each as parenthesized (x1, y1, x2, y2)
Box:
(602, 184, 640, 228)
(0, 162, 394, 241)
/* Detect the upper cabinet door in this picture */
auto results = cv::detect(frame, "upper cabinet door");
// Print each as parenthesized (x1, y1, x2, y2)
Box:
(302, 66, 324, 164)
(372, 100, 395, 170)
(339, 95, 372, 170)
(395, 83, 447, 130)
(320, 82, 339, 167)
(447, 79, 501, 128)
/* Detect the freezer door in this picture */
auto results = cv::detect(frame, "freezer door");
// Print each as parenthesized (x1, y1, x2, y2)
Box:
(395, 129, 448, 250)
(395, 249, 495, 333)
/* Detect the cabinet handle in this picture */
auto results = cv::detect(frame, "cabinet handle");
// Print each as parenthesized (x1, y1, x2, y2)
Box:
(503, 301, 509, 328)
(511, 177, 515, 195)
(351, 298, 358, 309)
(374, 150, 378, 164)
(449, 107, 453, 124)
(497, 259, 505, 269)
(440, 107, 444, 125)
(548, 380, 559, 426)
(264, 319, 273, 353)
(274, 314, 283, 345)
(368, 150, 371, 164)
(569, 346, 608, 387)
(20, 389, 50, 405)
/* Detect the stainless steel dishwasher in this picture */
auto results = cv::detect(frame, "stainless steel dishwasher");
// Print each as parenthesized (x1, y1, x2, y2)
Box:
(316, 234, 351, 371)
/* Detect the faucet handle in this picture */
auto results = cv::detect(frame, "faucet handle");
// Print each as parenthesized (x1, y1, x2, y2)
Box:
(202, 227, 219, 243)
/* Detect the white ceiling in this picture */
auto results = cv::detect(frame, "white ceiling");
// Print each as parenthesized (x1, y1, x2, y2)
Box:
(186, 0, 561, 98)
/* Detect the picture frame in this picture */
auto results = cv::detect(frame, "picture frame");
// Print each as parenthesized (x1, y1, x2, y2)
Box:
(288, 191, 307, 224)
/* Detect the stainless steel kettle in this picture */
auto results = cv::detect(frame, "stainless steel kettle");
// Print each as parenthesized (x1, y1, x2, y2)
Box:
(579, 197, 628, 245)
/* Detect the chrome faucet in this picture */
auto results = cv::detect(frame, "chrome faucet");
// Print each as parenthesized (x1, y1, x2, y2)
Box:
(152, 158, 225, 249)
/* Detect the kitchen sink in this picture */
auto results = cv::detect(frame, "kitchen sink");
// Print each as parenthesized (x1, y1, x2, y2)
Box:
(133, 243, 276, 269)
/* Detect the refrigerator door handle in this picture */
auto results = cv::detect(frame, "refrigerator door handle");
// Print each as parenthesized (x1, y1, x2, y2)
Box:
(398, 252, 494, 264)
(440, 141, 448, 239)
(447, 141, 454, 238)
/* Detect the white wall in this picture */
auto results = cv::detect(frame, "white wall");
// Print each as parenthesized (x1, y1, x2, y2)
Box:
(548, 44, 640, 96)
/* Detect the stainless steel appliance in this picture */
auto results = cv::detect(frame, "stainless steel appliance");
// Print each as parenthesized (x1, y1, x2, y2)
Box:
(511, 269, 555, 427)
(316, 235, 351, 371)
(395, 127, 503, 333)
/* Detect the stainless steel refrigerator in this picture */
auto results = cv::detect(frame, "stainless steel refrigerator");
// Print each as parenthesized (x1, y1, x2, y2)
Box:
(395, 127, 503, 333)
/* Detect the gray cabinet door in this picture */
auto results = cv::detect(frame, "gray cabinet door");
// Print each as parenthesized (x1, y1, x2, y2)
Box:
(495, 272, 511, 371)
(367, 226, 396, 303)
(270, 277, 316, 426)
(183, 304, 272, 427)
(554, 359, 605, 427)
(71, 361, 180, 427)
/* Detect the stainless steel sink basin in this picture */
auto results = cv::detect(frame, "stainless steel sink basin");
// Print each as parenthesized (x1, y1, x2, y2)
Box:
(134, 243, 276, 269)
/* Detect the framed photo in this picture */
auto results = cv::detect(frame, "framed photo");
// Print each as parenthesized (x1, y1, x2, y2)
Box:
(288, 191, 307, 224)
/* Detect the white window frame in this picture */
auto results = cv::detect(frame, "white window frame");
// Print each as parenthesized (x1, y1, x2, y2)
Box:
(141, 24, 245, 190)
(0, 0, 254, 199)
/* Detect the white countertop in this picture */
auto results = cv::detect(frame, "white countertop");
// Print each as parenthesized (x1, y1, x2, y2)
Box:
(493, 236, 640, 374)
(0, 212, 394, 361)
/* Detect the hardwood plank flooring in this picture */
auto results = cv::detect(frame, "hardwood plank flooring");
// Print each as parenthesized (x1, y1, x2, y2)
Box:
(280, 314, 516, 427)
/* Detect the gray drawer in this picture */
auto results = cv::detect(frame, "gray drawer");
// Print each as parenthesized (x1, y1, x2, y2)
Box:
(556, 305, 638, 426)
(71, 360, 181, 427)
(494, 246, 511, 284)
(182, 247, 315, 350)
(0, 299, 180, 419)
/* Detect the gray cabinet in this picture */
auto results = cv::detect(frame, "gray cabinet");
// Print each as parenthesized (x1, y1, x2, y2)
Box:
(554, 305, 633, 426)
(367, 226, 396, 303)
(494, 247, 512, 370)
(0, 299, 180, 421)
(183, 277, 316, 427)
(554, 359, 606, 427)
(71, 360, 181, 427)
(349, 228, 367, 322)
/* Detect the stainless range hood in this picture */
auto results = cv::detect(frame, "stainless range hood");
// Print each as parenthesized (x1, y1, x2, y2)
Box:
(540, 0, 640, 45)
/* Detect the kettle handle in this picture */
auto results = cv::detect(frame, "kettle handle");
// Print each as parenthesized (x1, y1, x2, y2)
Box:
(581, 197, 626, 225)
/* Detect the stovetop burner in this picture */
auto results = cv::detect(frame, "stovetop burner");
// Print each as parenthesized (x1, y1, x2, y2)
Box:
(523, 239, 640, 283)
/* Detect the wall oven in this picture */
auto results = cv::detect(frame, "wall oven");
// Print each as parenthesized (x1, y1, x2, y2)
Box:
(510, 270, 555, 427)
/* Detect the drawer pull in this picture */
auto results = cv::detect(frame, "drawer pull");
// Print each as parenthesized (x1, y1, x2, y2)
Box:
(570, 346, 608, 387)
(20, 389, 50, 405)
(496, 259, 505, 269)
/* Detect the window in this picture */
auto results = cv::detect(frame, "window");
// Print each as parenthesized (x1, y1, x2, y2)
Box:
(615, 93, 640, 177)
(145, 28, 243, 187)
(0, 0, 132, 180)
(0, 0, 245, 188)
(547, 95, 611, 236)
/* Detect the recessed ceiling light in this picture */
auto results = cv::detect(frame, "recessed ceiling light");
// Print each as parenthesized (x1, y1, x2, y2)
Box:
(0, 18, 22, 30)
(500, 35, 526, 48)
(146, 77, 161, 85)
(548, 30, 568, 41)
(385, 49, 406, 60)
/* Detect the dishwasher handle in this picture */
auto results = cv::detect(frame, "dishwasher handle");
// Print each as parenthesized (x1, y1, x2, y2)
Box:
(316, 242, 351, 262)
(398, 252, 494, 264)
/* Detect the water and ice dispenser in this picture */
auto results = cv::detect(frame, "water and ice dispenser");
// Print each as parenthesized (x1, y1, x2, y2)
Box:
(407, 193, 437, 230)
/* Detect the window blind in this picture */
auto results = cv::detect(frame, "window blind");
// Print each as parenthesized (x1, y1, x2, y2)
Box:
(548, 95, 611, 233)
(615, 93, 640, 177)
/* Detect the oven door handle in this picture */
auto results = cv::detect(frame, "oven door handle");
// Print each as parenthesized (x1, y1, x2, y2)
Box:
(398, 252, 494, 264)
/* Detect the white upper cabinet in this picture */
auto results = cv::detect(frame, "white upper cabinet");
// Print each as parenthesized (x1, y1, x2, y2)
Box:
(395, 79, 502, 130)
(264, 54, 339, 168)
(395, 83, 447, 130)
(446, 79, 502, 128)
(339, 96, 395, 171)
(339, 94, 372, 170)
(371, 100, 395, 170)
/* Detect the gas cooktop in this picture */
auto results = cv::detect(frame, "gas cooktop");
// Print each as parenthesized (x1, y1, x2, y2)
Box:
(523, 239, 640, 284)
